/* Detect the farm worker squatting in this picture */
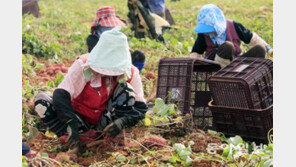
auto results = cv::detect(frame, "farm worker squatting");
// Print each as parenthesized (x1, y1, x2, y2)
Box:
(34, 29, 148, 148)
(86, 6, 146, 72)
(189, 4, 273, 67)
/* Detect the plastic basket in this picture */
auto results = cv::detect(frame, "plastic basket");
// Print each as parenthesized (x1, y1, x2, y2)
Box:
(208, 57, 273, 109)
(209, 101, 273, 143)
(156, 58, 221, 130)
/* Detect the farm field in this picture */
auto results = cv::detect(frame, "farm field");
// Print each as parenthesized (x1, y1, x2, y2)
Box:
(22, 0, 273, 166)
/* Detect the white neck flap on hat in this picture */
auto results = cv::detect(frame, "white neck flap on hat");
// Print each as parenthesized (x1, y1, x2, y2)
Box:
(86, 27, 132, 78)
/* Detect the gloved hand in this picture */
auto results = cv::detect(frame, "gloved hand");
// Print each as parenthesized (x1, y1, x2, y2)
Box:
(65, 119, 79, 149)
(103, 117, 127, 137)
(104, 101, 148, 137)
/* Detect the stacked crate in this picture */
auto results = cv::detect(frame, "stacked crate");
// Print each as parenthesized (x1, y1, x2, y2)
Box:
(208, 57, 273, 143)
(156, 58, 221, 130)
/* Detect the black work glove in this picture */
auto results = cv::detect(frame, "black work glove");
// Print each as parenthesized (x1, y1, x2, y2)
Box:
(65, 119, 79, 149)
(103, 102, 148, 137)
(103, 117, 128, 137)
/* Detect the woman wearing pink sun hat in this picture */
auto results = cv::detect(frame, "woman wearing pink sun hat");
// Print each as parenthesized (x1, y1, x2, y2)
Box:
(90, 6, 126, 36)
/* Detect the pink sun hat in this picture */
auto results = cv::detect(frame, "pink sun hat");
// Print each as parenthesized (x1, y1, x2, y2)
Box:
(91, 6, 126, 28)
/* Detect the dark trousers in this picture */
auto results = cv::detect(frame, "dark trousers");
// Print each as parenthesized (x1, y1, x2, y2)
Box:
(208, 41, 266, 61)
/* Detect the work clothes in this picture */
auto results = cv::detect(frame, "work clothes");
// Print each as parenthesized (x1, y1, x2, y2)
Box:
(192, 20, 253, 59)
(34, 30, 147, 147)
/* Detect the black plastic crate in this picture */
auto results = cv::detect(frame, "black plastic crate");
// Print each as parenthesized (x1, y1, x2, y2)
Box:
(156, 58, 221, 130)
(209, 101, 273, 143)
(208, 57, 273, 109)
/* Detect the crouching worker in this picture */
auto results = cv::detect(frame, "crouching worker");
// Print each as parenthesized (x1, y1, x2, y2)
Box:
(189, 4, 273, 67)
(34, 28, 148, 149)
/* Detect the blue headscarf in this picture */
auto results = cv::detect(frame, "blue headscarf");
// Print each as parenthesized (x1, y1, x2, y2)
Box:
(196, 4, 227, 45)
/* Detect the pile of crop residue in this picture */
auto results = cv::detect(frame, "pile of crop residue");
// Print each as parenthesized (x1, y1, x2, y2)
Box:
(24, 125, 228, 167)
(36, 63, 68, 82)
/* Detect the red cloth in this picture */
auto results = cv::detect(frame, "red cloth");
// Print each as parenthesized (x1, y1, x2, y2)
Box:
(71, 80, 117, 125)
